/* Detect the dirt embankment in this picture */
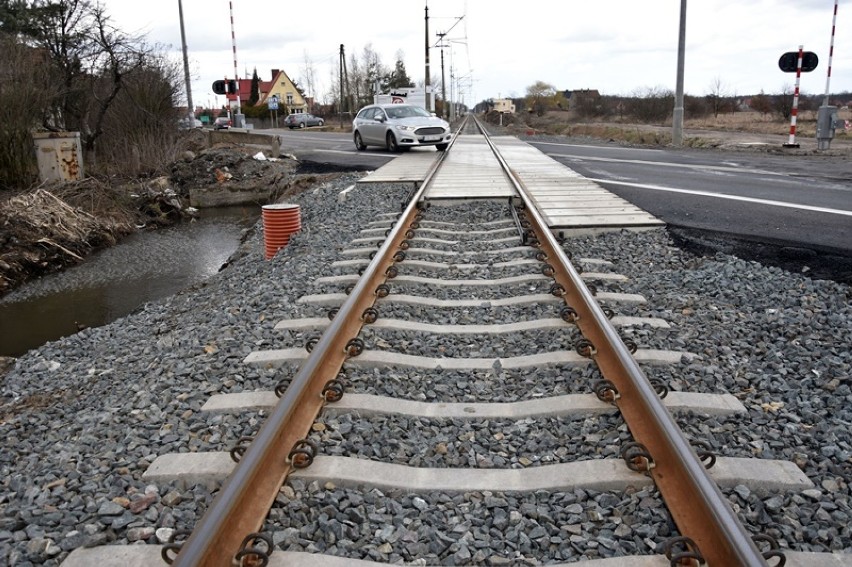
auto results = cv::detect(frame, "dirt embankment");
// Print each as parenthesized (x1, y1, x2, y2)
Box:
(0, 141, 302, 297)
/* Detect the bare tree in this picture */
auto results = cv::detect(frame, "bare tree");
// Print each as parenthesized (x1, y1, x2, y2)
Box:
(345, 44, 387, 109)
(626, 86, 674, 123)
(300, 49, 317, 105)
(707, 77, 724, 118)
(97, 50, 184, 175)
(772, 84, 795, 121)
(706, 76, 735, 118)
(22, 0, 151, 158)
(347, 52, 364, 108)
(749, 90, 773, 116)
(525, 81, 557, 116)
(0, 1, 188, 183)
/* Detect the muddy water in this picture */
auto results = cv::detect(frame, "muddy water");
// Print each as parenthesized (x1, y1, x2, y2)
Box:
(0, 206, 260, 357)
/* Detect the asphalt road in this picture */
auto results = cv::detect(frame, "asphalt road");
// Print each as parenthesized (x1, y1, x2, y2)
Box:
(272, 128, 851, 258)
(529, 139, 851, 256)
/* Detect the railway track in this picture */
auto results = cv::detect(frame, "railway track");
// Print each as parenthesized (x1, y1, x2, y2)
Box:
(61, 117, 846, 567)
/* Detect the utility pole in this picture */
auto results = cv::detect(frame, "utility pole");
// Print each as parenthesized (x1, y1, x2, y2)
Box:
(424, 2, 431, 112)
(436, 32, 447, 118)
(177, 0, 193, 120)
(339, 44, 345, 128)
(672, 0, 687, 146)
(433, 15, 463, 120)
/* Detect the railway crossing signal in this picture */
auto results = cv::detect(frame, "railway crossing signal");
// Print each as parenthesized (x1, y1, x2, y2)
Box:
(212, 79, 238, 95)
(778, 51, 819, 73)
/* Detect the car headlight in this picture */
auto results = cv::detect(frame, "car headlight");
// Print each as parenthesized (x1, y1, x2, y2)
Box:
(394, 125, 416, 132)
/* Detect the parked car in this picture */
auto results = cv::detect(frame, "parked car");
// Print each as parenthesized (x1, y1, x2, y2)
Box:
(178, 117, 203, 129)
(284, 113, 324, 129)
(213, 117, 231, 130)
(352, 104, 452, 152)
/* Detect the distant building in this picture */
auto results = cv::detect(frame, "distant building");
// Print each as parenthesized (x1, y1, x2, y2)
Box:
(226, 68, 309, 114)
(561, 89, 601, 112)
(563, 89, 601, 100)
(260, 69, 309, 114)
(493, 98, 516, 113)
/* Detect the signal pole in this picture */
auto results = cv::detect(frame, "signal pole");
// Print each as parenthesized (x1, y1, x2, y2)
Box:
(817, 0, 840, 151)
(228, 1, 243, 127)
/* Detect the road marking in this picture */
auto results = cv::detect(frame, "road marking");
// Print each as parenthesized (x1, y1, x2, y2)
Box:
(586, 178, 852, 217)
(533, 141, 666, 153)
(546, 152, 785, 176)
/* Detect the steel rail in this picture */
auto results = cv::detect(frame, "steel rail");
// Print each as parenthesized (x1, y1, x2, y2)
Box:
(172, 121, 464, 566)
(472, 116, 767, 566)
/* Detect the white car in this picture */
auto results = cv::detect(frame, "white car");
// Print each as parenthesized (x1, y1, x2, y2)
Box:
(353, 104, 452, 152)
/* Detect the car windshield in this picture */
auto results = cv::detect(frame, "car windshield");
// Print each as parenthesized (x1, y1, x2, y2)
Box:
(385, 106, 430, 119)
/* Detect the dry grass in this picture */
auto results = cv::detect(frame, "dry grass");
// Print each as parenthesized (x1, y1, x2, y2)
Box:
(513, 108, 851, 148)
(684, 108, 851, 137)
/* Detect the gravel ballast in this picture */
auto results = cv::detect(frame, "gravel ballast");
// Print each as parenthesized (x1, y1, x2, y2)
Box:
(1, 173, 851, 565)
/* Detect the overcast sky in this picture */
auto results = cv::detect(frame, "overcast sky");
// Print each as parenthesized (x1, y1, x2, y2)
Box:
(105, 0, 850, 109)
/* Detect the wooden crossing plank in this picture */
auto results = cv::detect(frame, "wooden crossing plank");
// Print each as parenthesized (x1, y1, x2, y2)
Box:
(425, 135, 515, 198)
(492, 137, 664, 229)
(356, 132, 663, 229)
(356, 151, 437, 183)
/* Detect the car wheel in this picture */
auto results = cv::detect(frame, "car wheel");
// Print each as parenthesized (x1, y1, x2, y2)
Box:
(299, 122, 306, 129)
(435, 143, 448, 151)
(318, 120, 324, 127)
(386, 132, 400, 153)
(354, 132, 367, 151)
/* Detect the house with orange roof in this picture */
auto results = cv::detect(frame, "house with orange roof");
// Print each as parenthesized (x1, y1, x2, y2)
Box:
(225, 68, 308, 115)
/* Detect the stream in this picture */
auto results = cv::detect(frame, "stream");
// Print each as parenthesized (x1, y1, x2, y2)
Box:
(0, 206, 260, 357)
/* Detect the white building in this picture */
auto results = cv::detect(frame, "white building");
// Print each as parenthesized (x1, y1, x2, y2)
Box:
(494, 98, 516, 113)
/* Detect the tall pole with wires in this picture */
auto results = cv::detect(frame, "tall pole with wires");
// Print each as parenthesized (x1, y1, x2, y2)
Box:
(339, 44, 345, 128)
(178, 0, 193, 121)
(433, 15, 463, 120)
(424, 2, 431, 112)
(229, 0, 242, 125)
(436, 32, 447, 118)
